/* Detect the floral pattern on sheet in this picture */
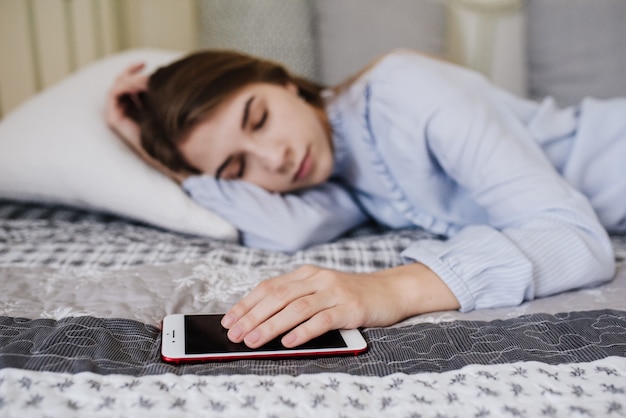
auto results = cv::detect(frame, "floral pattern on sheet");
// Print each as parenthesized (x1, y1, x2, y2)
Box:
(1, 357, 625, 418)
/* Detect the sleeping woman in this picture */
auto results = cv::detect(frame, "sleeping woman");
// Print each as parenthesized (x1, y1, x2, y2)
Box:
(106, 49, 625, 350)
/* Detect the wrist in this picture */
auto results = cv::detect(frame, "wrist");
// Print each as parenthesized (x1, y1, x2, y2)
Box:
(380, 263, 460, 319)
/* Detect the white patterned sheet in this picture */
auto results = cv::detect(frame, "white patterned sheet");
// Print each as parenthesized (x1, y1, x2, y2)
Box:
(0, 200, 625, 417)
(2, 357, 625, 418)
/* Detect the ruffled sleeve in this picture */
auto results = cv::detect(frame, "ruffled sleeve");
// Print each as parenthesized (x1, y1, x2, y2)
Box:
(366, 52, 615, 311)
(183, 175, 368, 252)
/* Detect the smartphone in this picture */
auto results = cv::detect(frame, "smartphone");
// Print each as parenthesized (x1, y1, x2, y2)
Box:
(161, 313, 368, 363)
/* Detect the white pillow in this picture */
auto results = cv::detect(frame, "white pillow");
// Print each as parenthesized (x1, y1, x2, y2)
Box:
(0, 48, 238, 240)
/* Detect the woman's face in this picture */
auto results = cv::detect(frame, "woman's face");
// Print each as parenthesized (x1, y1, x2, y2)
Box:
(179, 82, 333, 193)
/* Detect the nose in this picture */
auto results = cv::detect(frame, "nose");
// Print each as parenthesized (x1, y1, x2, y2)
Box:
(251, 141, 292, 174)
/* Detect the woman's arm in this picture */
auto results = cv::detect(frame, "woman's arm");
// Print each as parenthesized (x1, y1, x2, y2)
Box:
(367, 52, 616, 312)
(222, 262, 459, 349)
(183, 176, 369, 252)
(408, 98, 615, 311)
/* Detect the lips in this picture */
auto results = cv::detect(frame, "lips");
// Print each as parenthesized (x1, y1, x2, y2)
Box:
(293, 148, 312, 183)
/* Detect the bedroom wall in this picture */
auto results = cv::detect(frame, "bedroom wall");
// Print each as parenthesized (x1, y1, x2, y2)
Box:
(196, 0, 526, 94)
(0, 0, 198, 118)
(446, 0, 526, 97)
(0, 0, 528, 119)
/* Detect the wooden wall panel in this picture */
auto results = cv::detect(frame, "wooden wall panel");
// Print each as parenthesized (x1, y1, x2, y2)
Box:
(0, 0, 198, 118)
(0, 0, 39, 115)
(31, 0, 73, 88)
(70, 0, 102, 67)
(120, 0, 199, 51)
(98, 0, 122, 55)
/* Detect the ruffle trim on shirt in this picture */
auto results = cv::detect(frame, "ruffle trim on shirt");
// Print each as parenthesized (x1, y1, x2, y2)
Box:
(324, 90, 351, 179)
(358, 83, 458, 237)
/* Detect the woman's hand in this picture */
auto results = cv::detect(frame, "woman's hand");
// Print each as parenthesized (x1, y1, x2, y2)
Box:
(221, 263, 460, 348)
(105, 62, 147, 151)
(105, 63, 189, 184)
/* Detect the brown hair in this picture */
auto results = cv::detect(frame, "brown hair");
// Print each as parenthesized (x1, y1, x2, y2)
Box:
(133, 50, 326, 174)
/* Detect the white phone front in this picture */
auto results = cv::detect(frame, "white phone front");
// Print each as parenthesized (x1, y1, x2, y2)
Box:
(161, 313, 368, 364)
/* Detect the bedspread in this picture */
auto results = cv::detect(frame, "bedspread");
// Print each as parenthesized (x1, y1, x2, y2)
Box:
(1, 199, 625, 417)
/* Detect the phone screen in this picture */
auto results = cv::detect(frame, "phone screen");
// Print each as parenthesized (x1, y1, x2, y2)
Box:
(185, 314, 347, 354)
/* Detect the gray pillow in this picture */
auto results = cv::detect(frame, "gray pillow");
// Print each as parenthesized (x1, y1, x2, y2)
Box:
(313, 0, 446, 85)
(198, 0, 318, 80)
(527, 0, 626, 106)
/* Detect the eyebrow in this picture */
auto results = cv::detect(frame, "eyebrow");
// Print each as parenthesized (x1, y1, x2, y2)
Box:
(241, 96, 254, 129)
(215, 96, 254, 179)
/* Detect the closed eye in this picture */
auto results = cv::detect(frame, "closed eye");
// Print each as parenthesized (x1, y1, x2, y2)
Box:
(253, 110, 268, 131)
(235, 155, 246, 178)
(215, 156, 231, 180)
(215, 155, 246, 180)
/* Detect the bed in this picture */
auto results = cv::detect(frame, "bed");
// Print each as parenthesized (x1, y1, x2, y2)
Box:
(1, 198, 625, 417)
(2, 1, 626, 417)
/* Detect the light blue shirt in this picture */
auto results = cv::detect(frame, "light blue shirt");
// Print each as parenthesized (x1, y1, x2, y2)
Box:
(183, 51, 623, 312)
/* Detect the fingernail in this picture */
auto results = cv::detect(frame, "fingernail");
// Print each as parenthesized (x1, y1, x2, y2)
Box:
(282, 332, 297, 347)
(221, 313, 235, 328)
(245, 330, 261, 346)
(228, 325, 243, 342)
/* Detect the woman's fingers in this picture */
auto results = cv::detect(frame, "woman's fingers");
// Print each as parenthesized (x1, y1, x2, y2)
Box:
(222, 263, 458, 350)
(223, 266, 322, 345)
(113, 74, 148, 95)
(125, 62, 145, 74)
(108, 63, 148, 104)
(223, 266, 374, 349)
(243, 286, 343, 348)
(115, 62, 146, 83)
(222, 265, 319, 328)
(281, 307, 348, 348)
